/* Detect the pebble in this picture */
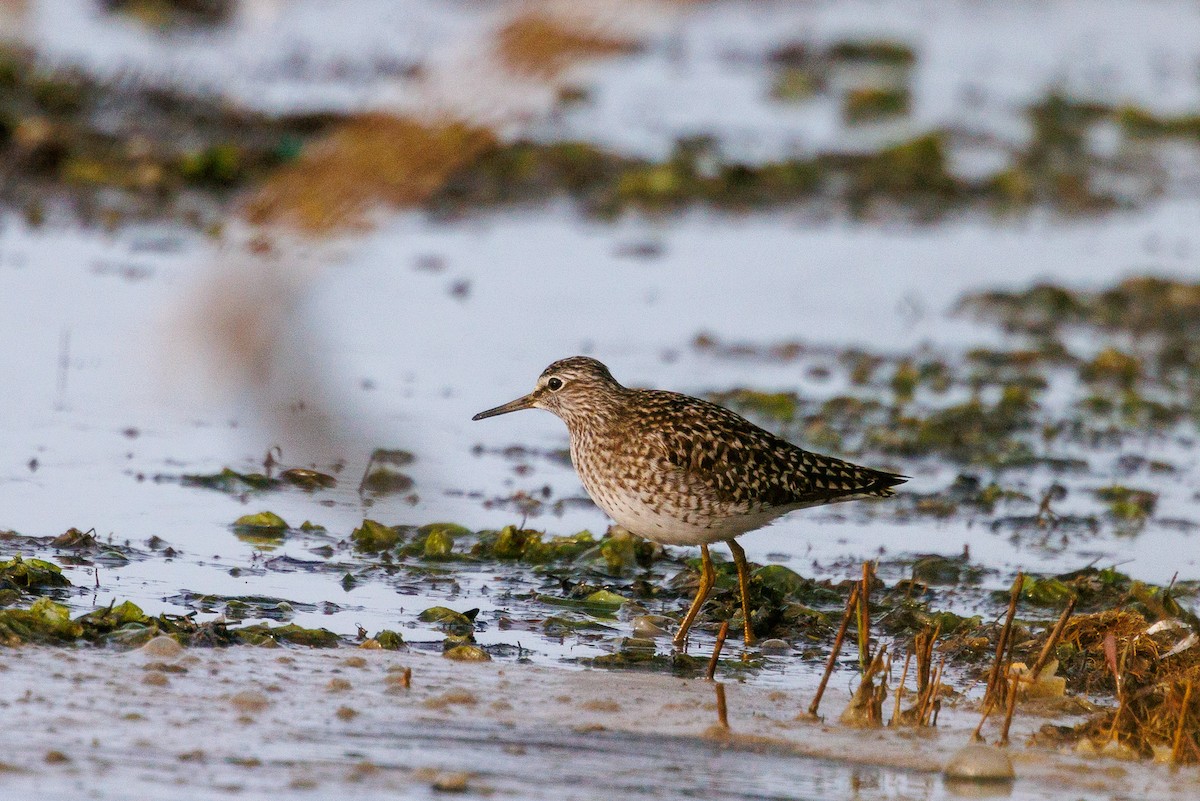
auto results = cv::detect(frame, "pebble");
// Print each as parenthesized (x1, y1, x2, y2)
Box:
(229, 690, 270, 713)
(758, 638, 790, 655)
(943, 744, 1015, 782)
(140, 636, 183, 660)
(443, 644, 491, 662)
(631, 615, 672, 638)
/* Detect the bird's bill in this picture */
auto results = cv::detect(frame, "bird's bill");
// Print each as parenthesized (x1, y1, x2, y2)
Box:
(472, 393, 537, 420)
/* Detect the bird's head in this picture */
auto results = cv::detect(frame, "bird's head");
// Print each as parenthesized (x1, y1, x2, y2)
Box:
(472, 356, 625, 428)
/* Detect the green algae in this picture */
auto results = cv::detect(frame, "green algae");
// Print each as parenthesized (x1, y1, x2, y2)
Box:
(359, 448, 416, 496)
(1094, 485, 1158, 522)
(278, 468, 337, 491)
(234, 622, 339, 648)
(0, 555, 71, 595)
(828, 40, 917, 67)
(231, 511, 290, 546)
(350, 519, 407, 553)
(844, 87, 910, 124)
(180, 468, 279, 493)
(419, 606, 478, 636)
(373, 630, 405, 649)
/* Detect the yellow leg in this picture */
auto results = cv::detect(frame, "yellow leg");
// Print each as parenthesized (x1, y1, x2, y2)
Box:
(673, 544, 715, 648)
(728, 539, 756, 646)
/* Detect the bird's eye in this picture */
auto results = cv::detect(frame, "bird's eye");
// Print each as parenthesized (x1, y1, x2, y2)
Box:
(547, 377, 564, 391)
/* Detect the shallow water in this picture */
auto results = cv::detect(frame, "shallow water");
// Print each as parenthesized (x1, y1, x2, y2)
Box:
(2, 2, 1200, 797)
(2, 202, 1198, 670)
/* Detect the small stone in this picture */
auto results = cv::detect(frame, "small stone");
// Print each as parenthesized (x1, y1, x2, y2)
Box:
(142, 671, 169, 687)
(229, 691, 270, 713)
(44, 750, 70, 764)
(327, 678, 352, 692)
(943, 744, 1015, 782)
(141, 635, 184, 659)
(443, 644, 490, 662)
(432, 771, 470, 792)
(335, 706, 358, 721)
(758, 638, 790, 655)
(631, 615, 672, 638)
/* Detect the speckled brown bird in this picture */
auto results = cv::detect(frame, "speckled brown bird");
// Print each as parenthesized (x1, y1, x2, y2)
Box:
(472, 356, 905, 647)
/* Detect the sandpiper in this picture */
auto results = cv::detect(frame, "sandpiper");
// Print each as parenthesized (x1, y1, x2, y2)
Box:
(473, 356, 905, 647)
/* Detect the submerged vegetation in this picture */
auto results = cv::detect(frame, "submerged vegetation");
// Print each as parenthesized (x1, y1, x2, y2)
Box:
(4, 30, 1200, 230)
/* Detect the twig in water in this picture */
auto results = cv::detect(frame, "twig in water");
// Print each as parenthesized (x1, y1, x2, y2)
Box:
(972, 695, 998, 742)
(706, 621, 730, 681)
(999, 666, 1020, 746)
(858, 561, 872, 671)
(984, 571, 1023, 707)
(1030, 596, 1076, 680)
(920, 656, 946, 727)
(805, 583, 860, 719)
(891, 651, 912, 727)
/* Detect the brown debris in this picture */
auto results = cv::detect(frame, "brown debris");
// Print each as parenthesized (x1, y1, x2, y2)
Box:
(1031, 609, 1200, 763)
(245, 115, 497, 232)
(495, 14, 638, 79)
(804, 582, 859, 719)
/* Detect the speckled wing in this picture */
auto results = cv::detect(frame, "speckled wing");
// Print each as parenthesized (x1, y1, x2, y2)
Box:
(645, 390, 906, 512)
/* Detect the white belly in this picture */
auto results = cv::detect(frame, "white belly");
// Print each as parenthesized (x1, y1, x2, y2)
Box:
(590, 487, 789, 546)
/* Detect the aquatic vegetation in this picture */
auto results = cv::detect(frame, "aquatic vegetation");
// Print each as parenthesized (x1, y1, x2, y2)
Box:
(246, 116, 497, 231)
(0, 555, 73, 597)
(231, 511, 290, 546)
(180, 467, 279, 493)
(350, 519, 408, 553)
(844, 87, 910, 124)
(494, 13, 638, 78)
(101, 0, 235, 29)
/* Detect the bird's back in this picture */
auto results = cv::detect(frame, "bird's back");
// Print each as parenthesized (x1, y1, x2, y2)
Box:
(569, 387, 905, 542)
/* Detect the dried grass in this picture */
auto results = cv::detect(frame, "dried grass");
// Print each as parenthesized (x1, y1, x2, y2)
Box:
(244, 115, 496, 233)
(1035, 609, 1200, 763)
(496, 14, 637, 79)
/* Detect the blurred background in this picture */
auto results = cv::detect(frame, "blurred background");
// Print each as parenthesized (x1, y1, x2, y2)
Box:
(1, 0, 1199, 667)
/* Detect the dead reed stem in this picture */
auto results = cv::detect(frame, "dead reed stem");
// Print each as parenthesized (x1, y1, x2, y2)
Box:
(858, 561, 872, 670)
(999, 666, 1020, 746)
(985, 571, 1023, 707)
(891, 651, 912, 727)
(1172, 681, 1194, 766)
(973, 695, 998, 742)
(806, 583, 860, 718)
(1030, 596, 1076, 679)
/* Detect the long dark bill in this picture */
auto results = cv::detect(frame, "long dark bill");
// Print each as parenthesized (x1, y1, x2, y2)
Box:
(471, 393, 537, 421)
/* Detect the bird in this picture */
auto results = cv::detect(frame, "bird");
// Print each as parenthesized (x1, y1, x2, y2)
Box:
(472, 356, 905, 648)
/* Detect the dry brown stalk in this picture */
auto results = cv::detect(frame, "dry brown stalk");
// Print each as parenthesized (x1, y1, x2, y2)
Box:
(999, 665, 1020, 745)
(972, 694, 999, 742)
(920, 656, 946, 727)
(985, 571, 1023, 707)
(496, 14, 636, 79)
(245, 115, 496, 232)
(706, 621, 730, 681)
(858, 561, 872, 670)
(891, 651, 912, 727)
(1172, 681, 1194, 766)
(1030, 596, 1076, 679)
(805, 583, 860, 718)
(715, 682, 729, 729)
(1106, 635, 1134, 742)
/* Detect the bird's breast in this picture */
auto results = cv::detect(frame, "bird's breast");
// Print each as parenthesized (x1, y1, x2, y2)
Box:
(568, 429, 780, 545)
